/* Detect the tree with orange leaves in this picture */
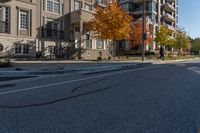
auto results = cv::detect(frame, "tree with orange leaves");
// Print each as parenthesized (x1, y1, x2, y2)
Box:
(132, 20, 153, 49)
(88, 0, 132, 56)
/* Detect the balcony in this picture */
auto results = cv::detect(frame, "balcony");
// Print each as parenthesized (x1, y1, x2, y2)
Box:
(163, 13, 175, 22)
(166, 0, 176, 2)
(163, 2, 175, 12)
(0, 21, 9, 33)
(132, 0, 143, 4)
(95, 0, 107, 8)
(132, 0, 152, 4)
(70, 9, 94, 23)
(132, 8, 151, 15)
(163, 23, 175, 31)
(41, 29, 64, 39)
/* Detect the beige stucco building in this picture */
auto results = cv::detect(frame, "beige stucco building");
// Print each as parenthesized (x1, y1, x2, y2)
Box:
(0, 0, 37, 58)
(0, 0, 112, 60)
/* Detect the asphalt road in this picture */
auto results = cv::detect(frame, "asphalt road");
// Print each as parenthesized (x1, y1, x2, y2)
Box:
(1, 60, 200, 133)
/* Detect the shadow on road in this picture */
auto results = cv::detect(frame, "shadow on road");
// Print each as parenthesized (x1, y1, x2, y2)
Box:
(0, 84, 119, 109)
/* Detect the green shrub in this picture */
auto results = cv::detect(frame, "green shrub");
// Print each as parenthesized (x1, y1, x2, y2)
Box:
(0, 61, 11, 67)
(125, 50, 156, 56)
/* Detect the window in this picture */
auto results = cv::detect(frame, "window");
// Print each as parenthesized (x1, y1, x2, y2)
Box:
(23, 44, 29, 54)
(47, 0, 60, 14)
(15, 44, 22, 54)
(0, 6, 10, 33)
(15, 44, 30, 54)
(96, 39, 104, 49)
(75, 1, 80, 11)
(54, 2, 60, 13)
(47, 0, 53, 12)
(0, 43, 3, 52)
(96, 0, 106, 5)
(53, 23, 58, 37)
(19, 10, 29, 30)
(60, 19, 64, 30)
(85, 3, 91, 11)
(85, 34, 91, 49)
(43, 0, 45, 10)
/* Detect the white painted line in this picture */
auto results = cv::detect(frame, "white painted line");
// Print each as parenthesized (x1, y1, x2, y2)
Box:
(175, 63, 186, 67)
(188, 67, 200, 74)
(0, 65, 162, 95)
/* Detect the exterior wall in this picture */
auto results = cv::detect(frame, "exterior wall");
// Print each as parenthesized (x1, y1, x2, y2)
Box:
(0, 35, 36, 57)
(0, 0, 37, 58)
(0, 0, 112, 60)
(82, 49, 111, 60)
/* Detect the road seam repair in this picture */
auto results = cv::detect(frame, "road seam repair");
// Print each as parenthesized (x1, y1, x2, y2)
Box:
(0, 65, 162, 95)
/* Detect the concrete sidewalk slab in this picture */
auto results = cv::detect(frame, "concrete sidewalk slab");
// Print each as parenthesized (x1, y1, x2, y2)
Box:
(0, 62, 151, 78)
(0, 57, 199, 78)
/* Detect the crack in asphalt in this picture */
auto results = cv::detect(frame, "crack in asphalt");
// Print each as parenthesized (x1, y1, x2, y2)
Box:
(71, 78, 106, 93)
(0, 84, 119, 109)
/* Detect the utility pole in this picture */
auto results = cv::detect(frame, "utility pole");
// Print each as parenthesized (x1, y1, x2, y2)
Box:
(142, 0, 146, 61)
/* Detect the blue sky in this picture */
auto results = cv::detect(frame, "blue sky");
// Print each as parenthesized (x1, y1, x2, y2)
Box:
(179, 0, 200, 38)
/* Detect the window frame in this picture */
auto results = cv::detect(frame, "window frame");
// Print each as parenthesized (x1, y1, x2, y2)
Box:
(14, 44, 30, 55)
(74, 1, 81, 11)
(0, 5, 10, 33)
(47, 0, 60, 14)
(19, 9, 29, 30)
(96, 39, 104, 49)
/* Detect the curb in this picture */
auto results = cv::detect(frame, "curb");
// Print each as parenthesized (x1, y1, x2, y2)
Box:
(0, 63, 152, 78)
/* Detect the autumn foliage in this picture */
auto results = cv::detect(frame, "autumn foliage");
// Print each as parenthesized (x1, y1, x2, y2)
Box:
(88, 0, 133, 41)
(132, 20, 153, 47)
(154, 26, 173, 46)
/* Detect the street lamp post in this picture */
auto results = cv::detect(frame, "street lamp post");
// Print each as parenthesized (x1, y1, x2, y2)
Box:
(142, 0, 146, 61)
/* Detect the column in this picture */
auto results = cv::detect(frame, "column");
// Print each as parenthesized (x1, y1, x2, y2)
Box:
(78, 20, 83, 59)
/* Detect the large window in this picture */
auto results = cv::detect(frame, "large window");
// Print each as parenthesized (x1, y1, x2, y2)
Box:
(23, 44, 30, 54)
(19, 10, 28, 30)
(0, 43, 4, 52)
(15, 44, 30, 54)
(75, 1, 80, 11)
(85, 3, 91, 11)
(45, 19, 61, 38)
(0, 6, 10, 33)
(96, 39, 104, 49)
(47, 0, 60, 14)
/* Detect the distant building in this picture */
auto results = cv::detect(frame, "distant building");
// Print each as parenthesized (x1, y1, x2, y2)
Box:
(118, 0, 178, 53)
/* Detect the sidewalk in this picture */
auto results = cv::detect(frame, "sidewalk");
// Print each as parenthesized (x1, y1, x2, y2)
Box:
(0, 57, 200, 79)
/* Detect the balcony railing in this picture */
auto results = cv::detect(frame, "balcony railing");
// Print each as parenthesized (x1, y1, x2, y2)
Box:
(42, 29, 64, 39)
(164, 13, 175, 22)
(0, 21, 9, 33)
(163, 2, 175, 12)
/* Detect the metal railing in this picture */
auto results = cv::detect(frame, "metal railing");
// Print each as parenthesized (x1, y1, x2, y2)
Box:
(41, 28, 64, 39)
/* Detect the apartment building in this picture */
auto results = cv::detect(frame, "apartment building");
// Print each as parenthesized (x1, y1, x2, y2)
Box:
(0, 0, 37, 58)
(118, 0, 178, 52)
(0, 0, 111, 60)
(63, 0, 111, 60)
